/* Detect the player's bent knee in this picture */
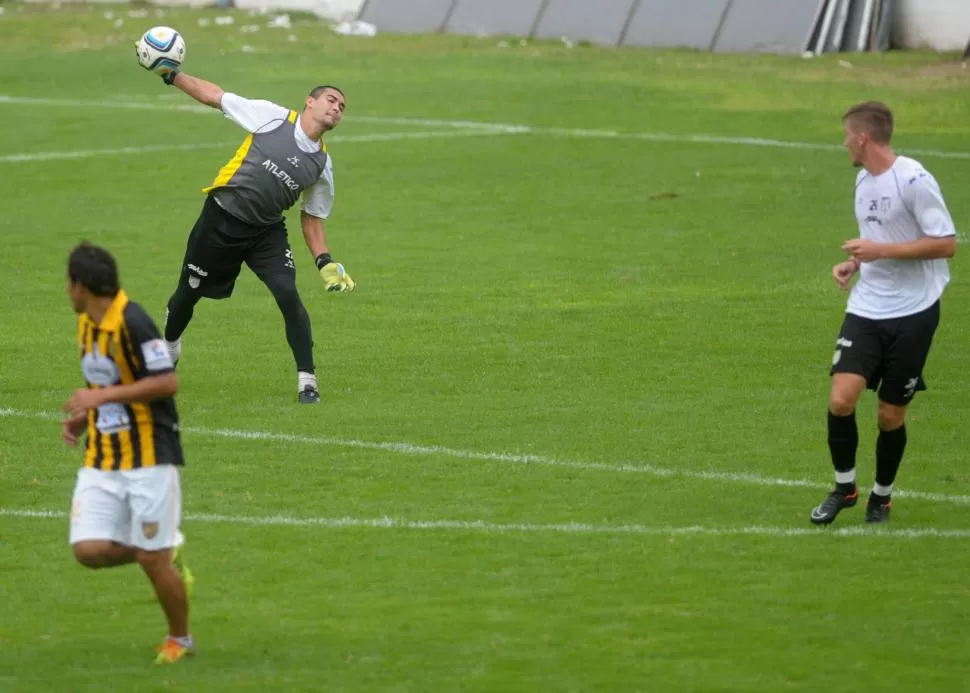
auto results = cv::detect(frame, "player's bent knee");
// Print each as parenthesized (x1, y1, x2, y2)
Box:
(877, 402, 906, 430)
(264, 273, 297, 293)
(265, 275, 303, 309)
(135, 547, 174, 575)
(829, 374, 865, 416)
(73, 541, 109, 568)
(828, 392, 857, 416)
(170, 281, 201, 308)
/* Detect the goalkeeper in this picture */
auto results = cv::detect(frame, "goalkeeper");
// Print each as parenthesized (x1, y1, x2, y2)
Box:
(139, 56, 355, 404)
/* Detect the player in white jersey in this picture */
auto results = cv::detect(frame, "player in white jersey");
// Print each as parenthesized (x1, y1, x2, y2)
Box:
(810, 101, 957, 526)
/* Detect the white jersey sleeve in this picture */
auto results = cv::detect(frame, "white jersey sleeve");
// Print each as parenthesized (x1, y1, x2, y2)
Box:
(301, 156, 335, 220)
(902, 168, 957, 239)
(219, 93, 291, 133)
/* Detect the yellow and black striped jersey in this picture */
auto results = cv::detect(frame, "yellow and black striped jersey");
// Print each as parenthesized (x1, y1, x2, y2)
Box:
(76, 290, 183, 471)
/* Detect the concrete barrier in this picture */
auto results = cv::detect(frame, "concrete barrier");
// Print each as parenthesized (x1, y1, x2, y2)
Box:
(711, 0, 823, 53)
(78, 0, 970, 53)
(357, 0, 454, 33)
(533, 0, 638, 47)
(444, 0, 546, 38)
(621, 0, 730, 50)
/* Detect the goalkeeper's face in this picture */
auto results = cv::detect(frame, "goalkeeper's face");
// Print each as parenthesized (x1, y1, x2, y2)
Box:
(308, 88, 346, 132)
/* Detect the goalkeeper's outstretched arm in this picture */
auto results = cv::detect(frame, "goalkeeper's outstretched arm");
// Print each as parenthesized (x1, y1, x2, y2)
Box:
(168, 72, 224, 109)
(301, 211, 329, 259)
(302, 212, 355, 292)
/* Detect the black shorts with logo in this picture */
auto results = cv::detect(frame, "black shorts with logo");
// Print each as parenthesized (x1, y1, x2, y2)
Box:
(178, 195, 296, 299)
(830, 301, 941, 406)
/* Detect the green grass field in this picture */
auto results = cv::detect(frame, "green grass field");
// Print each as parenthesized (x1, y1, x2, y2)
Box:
(1, 4, 969, 691)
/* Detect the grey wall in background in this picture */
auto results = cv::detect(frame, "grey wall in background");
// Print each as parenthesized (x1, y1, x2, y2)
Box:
(711, 0, 825, 52)
(445, 0, 546, 37)
(619, 0, 730, 49)
(358, 0, 455, 33)
(533, 0, 638, 47)
(357, 0, 833, 54)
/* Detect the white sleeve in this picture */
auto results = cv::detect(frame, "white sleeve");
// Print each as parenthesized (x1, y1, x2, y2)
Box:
(219, 93, 291, 133)
(905, 170, 957, 238)
(301, 156, 335, 220)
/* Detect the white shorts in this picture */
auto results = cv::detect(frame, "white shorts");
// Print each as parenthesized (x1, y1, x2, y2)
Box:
(69, 465, 183, 551)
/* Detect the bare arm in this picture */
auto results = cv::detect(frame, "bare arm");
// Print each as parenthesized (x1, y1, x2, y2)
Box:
(303, 207, 355, 291)
(843, 236, 956, 263)
(100, 372, 179, 404)
(64, 373, 178, 419)
(832, 259, 858, 290)
(62, 410, 87, 446)
(170, 72, 224, 109)
(301, 211, 330, 259)
(876, 236, 957, 260)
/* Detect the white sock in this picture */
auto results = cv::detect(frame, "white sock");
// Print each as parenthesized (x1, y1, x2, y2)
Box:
(163, 309, 181, 363)
(298, 371, 317, 392)
(171, 634, 194, 648)
(872, 483, 893, 497)
(835, 469, 856, 485)
(166, 337, 181, 364)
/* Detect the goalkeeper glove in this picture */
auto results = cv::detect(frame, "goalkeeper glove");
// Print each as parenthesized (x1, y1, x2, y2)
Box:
(134, 42, 180, 84)
(316, 253, 356, 293)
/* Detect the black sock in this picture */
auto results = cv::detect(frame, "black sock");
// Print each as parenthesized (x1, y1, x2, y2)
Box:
(164, 284, 201, 342)
(827, 411, 858, 488)
(874, 424, 907, 493)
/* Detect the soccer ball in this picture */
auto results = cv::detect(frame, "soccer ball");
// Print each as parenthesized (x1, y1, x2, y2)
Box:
(136, 26, 186, 74)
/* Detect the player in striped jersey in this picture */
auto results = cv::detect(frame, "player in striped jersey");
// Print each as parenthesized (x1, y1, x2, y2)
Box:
(63, 242, 194, 664)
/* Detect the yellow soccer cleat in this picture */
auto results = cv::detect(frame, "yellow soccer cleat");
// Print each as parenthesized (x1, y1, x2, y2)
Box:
(172, 544, 195, 598)
(154, 638, 194, 664)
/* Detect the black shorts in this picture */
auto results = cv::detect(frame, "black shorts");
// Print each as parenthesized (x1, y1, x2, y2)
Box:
(830, 301, 941, 406)
(177, 195, 296, 299)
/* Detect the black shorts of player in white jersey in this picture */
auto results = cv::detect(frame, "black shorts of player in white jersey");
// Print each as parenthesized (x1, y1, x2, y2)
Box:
(179, 195, 295, 300)
(830, 300, 940, 406)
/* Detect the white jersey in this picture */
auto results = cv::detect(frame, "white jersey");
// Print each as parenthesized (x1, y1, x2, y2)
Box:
(220, 92, 335, 220)
(847, 155, 956, 320)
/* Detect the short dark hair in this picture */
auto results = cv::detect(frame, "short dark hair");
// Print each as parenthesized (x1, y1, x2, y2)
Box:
(843, 101, 893, 144)
(309, 84, 344, 99)
(68, 242, 119, 297)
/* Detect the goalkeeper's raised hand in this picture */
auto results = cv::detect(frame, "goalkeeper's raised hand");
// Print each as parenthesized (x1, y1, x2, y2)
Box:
(316, 253, 356, 293)
(133, 41, 180, 84)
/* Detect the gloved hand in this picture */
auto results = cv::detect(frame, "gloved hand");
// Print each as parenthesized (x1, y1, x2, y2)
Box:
(316, 253, 356, 292)
(134, 42, 180, 84)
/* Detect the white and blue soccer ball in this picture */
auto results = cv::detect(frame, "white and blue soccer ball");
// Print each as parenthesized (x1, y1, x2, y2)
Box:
(136, 26, 186, 74)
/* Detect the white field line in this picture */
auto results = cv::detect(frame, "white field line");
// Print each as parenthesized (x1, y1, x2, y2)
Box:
(2, 408, 968, 507)
(2, 94, 970, 159)
(1, 508, 967, 539)
(0, 129, 507, 163)
(351, 115, 524, 132)
(0, 95, 212, 113)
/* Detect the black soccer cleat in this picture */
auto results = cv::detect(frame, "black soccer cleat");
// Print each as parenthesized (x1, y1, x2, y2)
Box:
(865, 500, 892, 524)
(810, 486, 859, 525)
(298, 385, 321, 404)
